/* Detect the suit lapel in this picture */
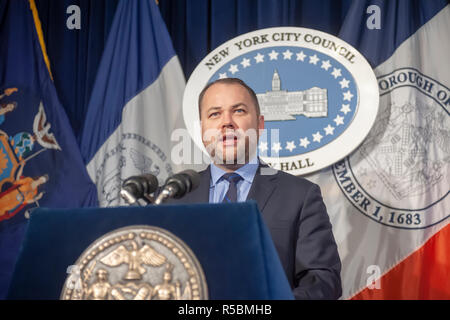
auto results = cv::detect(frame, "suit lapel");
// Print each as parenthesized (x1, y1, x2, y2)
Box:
(181, 167, 210, 203)
(246, 164, 277, 213)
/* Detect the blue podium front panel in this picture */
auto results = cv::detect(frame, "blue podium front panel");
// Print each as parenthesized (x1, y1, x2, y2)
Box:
(7, 201, 293, 299)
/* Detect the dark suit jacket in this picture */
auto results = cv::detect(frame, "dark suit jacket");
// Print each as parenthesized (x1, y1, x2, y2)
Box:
(166, 163, 342, 299)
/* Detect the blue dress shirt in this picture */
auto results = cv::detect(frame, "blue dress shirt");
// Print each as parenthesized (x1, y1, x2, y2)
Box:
(209, 157, 259, 203)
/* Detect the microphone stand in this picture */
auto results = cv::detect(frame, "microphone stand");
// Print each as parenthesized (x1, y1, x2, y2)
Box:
(153, 185, 177, 205)
(120, 189, 155, 206)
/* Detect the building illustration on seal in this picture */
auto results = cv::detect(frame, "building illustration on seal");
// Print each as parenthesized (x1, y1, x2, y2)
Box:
(256, 70, 328, 121)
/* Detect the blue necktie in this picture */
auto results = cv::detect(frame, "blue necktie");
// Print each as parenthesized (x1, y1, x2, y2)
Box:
(221, 173, 243, 203)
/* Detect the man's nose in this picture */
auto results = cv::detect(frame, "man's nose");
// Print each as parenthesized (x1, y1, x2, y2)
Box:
(220, 111, 235, 128)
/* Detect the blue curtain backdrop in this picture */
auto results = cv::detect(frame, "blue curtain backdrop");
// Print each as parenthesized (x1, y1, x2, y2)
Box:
(34, 0, 358, 143)
(34, 0, 119, 142)
(159, 0, 353, 77)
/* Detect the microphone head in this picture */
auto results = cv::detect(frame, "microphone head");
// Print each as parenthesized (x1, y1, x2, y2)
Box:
(165, 174, 188, 198)
(140, 173, 159, 194)
(179, 169, 200, 192)
(122, 177, 145, 198)
(122, 173, 159, 198)
(155, 169, 201, 203)
(163, 170, 200, 198)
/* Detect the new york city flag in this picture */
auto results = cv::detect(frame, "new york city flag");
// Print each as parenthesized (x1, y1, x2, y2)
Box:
(0, 0, 98, 298)
(310, 0, 450, 299)
(80, 0, 201, 207)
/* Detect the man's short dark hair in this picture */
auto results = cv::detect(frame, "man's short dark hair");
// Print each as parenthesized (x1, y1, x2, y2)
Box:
(198, 78, 261, 118)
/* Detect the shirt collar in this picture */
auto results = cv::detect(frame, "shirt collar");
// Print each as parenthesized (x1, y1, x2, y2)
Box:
(210, 156, 259, 186)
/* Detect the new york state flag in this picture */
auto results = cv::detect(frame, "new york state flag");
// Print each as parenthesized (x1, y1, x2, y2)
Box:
(0, 0, 98, 298)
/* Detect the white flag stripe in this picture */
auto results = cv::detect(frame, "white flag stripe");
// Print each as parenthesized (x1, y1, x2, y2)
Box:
(86, 56, 200, 206)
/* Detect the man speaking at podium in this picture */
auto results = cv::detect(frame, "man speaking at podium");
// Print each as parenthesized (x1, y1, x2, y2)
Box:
(169, 78, 342, 299)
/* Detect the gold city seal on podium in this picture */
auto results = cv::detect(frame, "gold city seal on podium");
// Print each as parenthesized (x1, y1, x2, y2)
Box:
(60, 225, 208, 300)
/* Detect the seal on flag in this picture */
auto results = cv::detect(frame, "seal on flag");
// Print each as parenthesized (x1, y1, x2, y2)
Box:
(0, 87, 60, 221)
(333, 68, 449, 229)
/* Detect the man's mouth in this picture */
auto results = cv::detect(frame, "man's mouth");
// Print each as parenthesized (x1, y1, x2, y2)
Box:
(221, 133, 238, 146)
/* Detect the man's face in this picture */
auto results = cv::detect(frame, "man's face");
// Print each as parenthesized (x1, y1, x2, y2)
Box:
(97, 270, 108, 281)
(200, 83, 264, 165)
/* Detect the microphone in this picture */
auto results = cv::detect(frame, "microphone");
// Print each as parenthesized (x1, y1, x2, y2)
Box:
(120, 173, 159, 205)
(154, 170, 200, 205)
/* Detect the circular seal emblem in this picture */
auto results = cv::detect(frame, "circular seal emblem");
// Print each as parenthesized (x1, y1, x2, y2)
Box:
(183, 27, 379, 175)
(61, 225, 208, 300)
(333, 68, 450, 229)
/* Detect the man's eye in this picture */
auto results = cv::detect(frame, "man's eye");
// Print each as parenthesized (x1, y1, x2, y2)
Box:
(234, 109, 245, 113)
(209, 112, 219, 118)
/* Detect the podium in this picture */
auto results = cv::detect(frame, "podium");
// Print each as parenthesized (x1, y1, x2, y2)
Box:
(7, 201, 293, 299)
